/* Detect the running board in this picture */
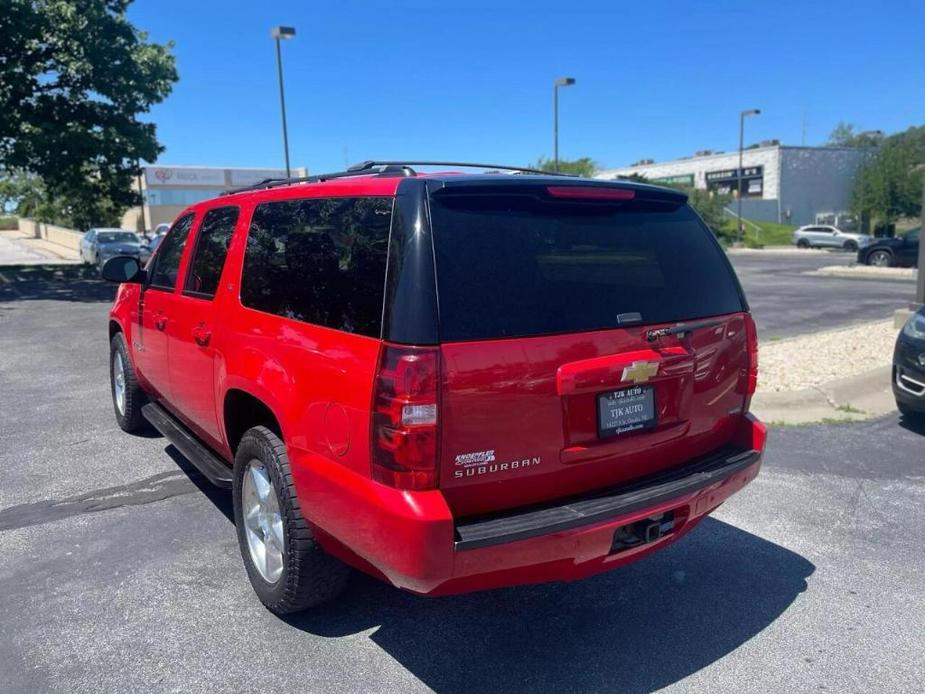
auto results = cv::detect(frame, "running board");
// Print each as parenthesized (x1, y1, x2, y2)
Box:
(142, 402, 233, 488)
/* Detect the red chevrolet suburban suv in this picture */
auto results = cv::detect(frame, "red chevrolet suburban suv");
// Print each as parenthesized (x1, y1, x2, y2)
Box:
(103, 161, 766, 614)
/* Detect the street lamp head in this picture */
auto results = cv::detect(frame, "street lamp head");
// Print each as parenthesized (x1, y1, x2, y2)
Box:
(554, 77, 576, 87)
(741, 108, 761, 118)
(271, 26, 296, 39)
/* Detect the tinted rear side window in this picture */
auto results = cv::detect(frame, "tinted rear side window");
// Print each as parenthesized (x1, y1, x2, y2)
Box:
(241, 197, 392, 337)
(185, 206, 239, 298)
(430, 193, 744, 341)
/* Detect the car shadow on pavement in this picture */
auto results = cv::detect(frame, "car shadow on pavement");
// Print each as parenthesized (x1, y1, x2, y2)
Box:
(898, 414, 925, 437)
(0, 265, 115, 303)
(285, 519, 814, 693)
(163, 445, 234, 523)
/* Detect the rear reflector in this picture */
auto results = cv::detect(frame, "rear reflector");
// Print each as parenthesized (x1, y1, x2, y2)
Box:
(371, 344, 439, 490)
(546, 186, 636, 201)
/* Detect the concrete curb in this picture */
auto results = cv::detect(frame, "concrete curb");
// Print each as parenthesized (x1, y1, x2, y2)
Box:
(726, 246, 839, 256)
(751, 365, 894, 425)
(807, 265, 916, 282)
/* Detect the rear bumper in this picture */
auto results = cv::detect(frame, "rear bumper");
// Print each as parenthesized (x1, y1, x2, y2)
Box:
(294, 414, 767, 596)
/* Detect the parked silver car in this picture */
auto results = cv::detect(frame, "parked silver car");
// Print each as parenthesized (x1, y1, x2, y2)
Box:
(792, 225, 871, 251)
(78, 228, 142, 267)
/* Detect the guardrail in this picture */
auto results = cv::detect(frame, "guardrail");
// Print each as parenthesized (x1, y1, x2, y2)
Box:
(17, 218, 83, 252)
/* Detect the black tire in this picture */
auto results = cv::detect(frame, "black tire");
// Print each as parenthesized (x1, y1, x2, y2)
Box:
(867, 249, 893, 267)
(843, 240, 858, 252)
(797, 239, 811, 249)
(110, 332, 148, 433)
(233, 426, 350, 614)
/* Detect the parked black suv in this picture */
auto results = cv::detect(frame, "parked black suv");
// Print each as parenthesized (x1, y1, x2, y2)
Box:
(858, 228, 920, 268)
(895, 306, 925, 420)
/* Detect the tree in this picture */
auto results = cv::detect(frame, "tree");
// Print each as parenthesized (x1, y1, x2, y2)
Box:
(0, 170, 65, 221)
(686, 187, 732, 235)
(828, 122, 884, 148)
(614, 173, 732, 236)
(533, 156, 598, 177)
(850, 125, 925, 224)
(0, 0, 177, 229)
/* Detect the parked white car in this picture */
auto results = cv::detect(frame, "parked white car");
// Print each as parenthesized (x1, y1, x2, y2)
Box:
(792, 225, 872, 251)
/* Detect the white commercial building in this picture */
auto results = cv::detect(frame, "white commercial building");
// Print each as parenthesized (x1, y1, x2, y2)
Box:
(122, 164, 307, 232)
(596, 143, 869, 227)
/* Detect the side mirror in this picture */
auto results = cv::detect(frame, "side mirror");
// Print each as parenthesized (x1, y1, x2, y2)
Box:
(101, 256, 144, 284)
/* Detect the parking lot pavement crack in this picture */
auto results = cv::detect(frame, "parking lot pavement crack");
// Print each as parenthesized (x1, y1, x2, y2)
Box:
(0, 470, 203, 532)
(809, 385, 839, 409)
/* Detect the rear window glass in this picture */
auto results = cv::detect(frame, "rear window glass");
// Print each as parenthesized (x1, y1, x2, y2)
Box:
(430, 193, 744, 341)
(241, 197, 392, 337)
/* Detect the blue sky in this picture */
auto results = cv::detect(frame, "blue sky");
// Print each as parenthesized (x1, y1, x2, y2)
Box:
(128, 0, 924, 173)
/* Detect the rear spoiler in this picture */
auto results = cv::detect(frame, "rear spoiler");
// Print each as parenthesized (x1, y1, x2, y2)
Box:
(428, 177, 687, 205)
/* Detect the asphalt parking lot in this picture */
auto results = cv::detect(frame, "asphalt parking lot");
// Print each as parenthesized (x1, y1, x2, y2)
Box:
(728, 252, 913, 337)
(1, 262, 923, 693)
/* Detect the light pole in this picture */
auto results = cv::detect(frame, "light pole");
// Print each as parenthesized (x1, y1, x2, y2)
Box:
(553, 77, 576, 172)
(737, 108, 761, 244)
(271, 25, 296, 178)
(916, 169, 925, 307)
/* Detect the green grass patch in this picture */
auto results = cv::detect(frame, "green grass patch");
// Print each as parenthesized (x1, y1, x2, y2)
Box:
(718, 219, 796, 248)
(0, 216, 18, 231)
(834, 403, 865, 414)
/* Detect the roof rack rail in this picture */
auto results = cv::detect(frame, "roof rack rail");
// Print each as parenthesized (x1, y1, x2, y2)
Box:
(223, 159, 573, 196)
(346, 160, 573, 177)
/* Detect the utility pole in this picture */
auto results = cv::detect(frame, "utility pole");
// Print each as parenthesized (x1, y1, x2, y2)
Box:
(136, 165, 148, 236)
(917, 172, 925, 306)
(737, 109, 761, 244)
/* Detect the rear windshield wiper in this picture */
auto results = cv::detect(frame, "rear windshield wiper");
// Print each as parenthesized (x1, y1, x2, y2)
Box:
(646, 318, 724, 342)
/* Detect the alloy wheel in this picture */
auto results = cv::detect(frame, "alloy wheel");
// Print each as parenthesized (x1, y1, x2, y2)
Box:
(869, 251, 891, 267)
(112, 351, 126, 416)
(242, 460, 285, 583)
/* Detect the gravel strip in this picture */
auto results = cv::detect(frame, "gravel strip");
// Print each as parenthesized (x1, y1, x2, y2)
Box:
(759, 319, 896, 392)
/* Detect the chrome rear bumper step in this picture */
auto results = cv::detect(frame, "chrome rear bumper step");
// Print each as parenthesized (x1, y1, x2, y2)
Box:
(142, 402, 233, 488)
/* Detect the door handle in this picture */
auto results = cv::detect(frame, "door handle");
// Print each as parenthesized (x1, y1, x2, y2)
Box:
(155, 315, 167, 331)
(192, 325, 212, 347)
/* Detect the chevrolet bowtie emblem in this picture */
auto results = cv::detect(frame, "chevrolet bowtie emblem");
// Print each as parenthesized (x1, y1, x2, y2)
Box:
(622, 360, 659, 384)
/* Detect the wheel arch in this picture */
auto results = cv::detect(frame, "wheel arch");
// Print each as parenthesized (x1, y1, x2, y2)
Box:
(868, 247, 894, 264)
(223, 388, 284, 456)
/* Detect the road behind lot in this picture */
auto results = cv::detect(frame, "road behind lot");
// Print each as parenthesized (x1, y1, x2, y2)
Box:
(1, 264, 923, 693)
(728, 252, 914, 338)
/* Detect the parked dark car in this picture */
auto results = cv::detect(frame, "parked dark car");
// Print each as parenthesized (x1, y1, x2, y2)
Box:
(894, 307, 925, 421)
(858, 228, 920, 267)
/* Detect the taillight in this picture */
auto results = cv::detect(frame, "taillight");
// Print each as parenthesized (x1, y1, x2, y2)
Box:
(371, 344, 439, 490)
(744, 314, 759, 396)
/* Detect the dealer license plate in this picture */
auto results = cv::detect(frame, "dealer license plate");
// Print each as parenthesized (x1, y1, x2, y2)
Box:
(597, 385, 656, 438)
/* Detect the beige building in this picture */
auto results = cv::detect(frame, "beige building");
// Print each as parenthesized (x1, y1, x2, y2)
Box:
(122, 164, 308, 233)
